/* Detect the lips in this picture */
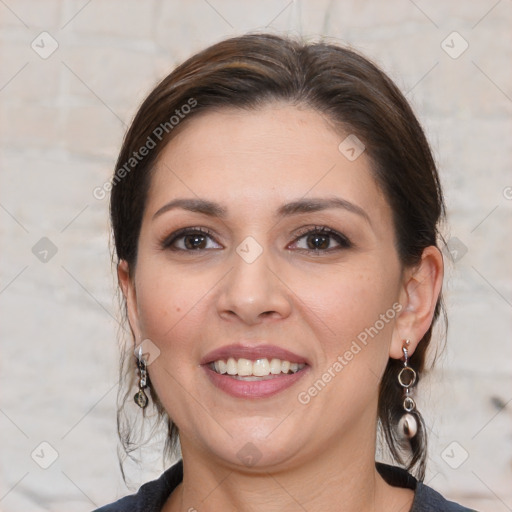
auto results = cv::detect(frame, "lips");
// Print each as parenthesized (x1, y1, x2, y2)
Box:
(200, 343, 310, 399)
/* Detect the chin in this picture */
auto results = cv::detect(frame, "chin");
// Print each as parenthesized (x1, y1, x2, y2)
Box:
(196, 417, 309, 471)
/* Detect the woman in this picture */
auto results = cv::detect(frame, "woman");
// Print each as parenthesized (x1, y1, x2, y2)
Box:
(95, 33, 475, 511)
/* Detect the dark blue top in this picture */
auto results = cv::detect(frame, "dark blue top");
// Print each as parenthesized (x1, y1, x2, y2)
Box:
(93, 459, 476, 511)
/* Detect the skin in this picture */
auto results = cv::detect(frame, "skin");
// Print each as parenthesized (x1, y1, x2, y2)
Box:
(118, 104, 444, 512)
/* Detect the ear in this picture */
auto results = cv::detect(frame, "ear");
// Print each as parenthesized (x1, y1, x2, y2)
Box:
(118, 260, 142, 341)
(390, 246, 444, 359)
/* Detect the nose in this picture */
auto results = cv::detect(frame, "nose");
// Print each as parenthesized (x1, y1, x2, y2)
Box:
(216, 244, 292, 325)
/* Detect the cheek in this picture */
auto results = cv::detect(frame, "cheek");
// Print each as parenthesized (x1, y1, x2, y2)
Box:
(133, 269, 209, 409)
(133, 263, 222, 380)
(135, 261, 205, 337)
(296, 269, 398, 405)
(291, 261, 398, 352)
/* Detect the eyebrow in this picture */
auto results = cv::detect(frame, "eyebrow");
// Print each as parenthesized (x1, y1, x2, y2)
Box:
(152, 197, 371, 224)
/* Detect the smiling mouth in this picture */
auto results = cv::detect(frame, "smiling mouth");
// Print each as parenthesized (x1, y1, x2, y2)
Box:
(208, 357, 307, 380)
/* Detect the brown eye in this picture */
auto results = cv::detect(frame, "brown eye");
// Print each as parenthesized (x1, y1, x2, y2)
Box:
(161, 227, 221, 251)
(306, 233, 330, 250)
(183, 233, 207, 250)
(290, 226, 352, 253)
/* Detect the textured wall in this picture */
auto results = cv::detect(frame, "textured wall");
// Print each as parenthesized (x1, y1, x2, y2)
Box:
(0, 1, 511, 511)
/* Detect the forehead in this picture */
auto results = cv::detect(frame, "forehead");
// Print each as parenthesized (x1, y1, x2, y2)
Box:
(145, 105, 391, 226)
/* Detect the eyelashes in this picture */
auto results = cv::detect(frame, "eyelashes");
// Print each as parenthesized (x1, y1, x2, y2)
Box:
(160, 225, 353, 254)
(288, 225, 352, 252)
(161, 226, 219, 251)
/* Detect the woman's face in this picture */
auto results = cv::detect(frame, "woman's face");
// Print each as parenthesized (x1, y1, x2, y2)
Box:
(123, 104, 408, 470)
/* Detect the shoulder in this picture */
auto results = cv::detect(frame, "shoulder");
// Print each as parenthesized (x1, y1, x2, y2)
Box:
(413, 480, 477, 512)
(92, 460, 183, 512)
(376, 463, 477, 512)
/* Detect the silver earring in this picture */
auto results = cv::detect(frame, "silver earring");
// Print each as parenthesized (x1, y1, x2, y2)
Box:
(134, 346, 149, 409)
(398, 339, 418, 438)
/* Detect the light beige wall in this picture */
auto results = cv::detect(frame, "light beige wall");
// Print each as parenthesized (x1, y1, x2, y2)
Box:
(0, 1, 511, 511)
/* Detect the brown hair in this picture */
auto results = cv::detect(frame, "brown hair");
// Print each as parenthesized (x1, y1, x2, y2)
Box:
(111, 33, 446, 481)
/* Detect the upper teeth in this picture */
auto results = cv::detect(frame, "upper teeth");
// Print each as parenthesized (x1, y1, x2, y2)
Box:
(211, 358, 305, 377)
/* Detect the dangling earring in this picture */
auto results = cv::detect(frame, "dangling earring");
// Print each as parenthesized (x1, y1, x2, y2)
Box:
(134, 346, 149, 409)
(398, 339, 418, 438)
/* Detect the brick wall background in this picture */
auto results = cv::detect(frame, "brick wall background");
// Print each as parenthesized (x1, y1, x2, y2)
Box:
(1, 1, 511, 511)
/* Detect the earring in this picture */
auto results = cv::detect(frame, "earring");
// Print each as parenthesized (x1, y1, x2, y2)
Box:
(134, 346, 149, 409)
(397, 339, 418, 438)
